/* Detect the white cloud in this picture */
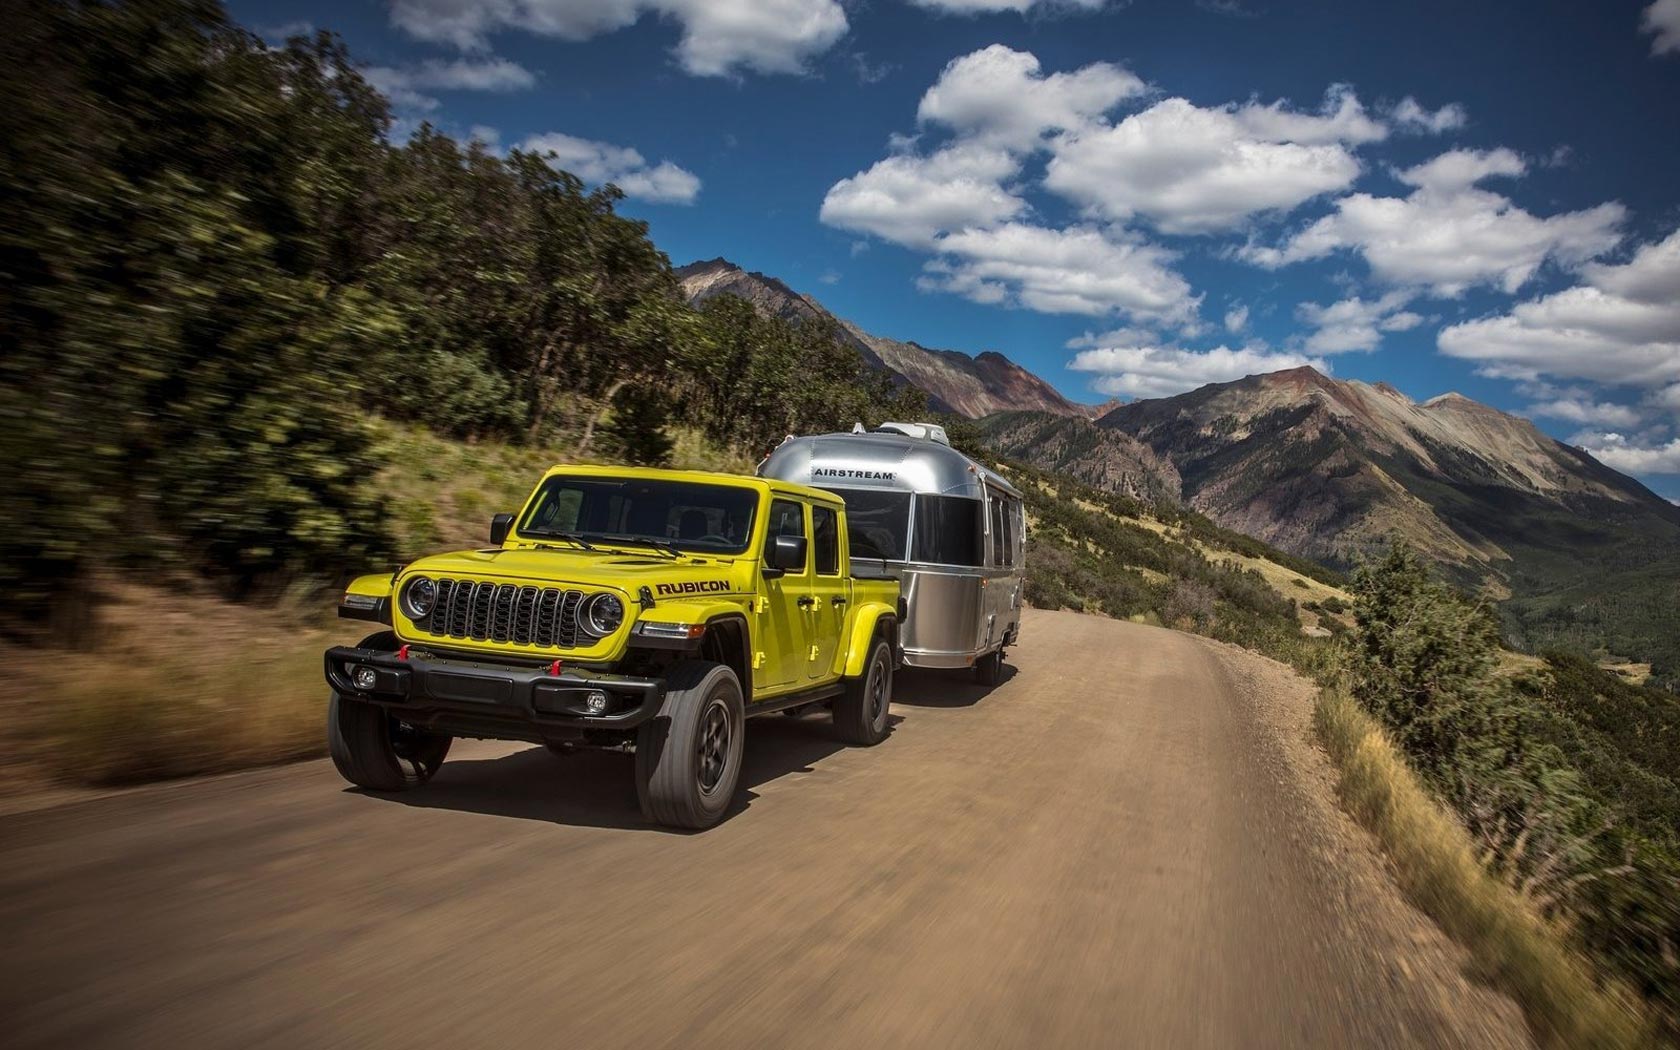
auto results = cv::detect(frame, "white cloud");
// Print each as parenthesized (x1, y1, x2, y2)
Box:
(389, 0, 847, 77)
(920, 223, 1199, 322)
(1389, 97, 1468, 134)
(1577, 434, 1680, 474)
(1527, 399, 1643, 427)
(1437, 226, 1680, 388)
(1245, 148, 1625, 294)
(1224, 304, 1249, 334)
(818, 143, 1026, 248)
(259, 20, 315, 41)
(908, 0, 1109, 12)
(1070, 343, 1323, 399)
(1196, 0, 1257, 16)
(1643, 0, 1680, 55)
(818, 269, 841, 284)
(520, 132, 701, 203)
(1043, 87, 1383, 234)
(1295, 291, 1419, 353)
(1067, 325, 1159, 349)
(916, 45, 1145, 149)
(363, 57, 536, 111)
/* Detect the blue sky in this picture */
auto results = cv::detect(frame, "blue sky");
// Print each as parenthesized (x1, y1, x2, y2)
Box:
(234, 0, 1680, 497)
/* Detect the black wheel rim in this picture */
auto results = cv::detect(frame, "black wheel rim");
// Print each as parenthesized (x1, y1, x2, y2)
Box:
(868, 655, 888, 725)
(697, 696, 731, 796)
(389, 716, 440, 780)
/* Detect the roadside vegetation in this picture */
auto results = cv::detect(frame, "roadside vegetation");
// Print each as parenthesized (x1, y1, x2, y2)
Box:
(1, 0, 921, 638)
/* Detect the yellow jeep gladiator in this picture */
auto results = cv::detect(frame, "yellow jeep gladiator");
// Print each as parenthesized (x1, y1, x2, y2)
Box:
(324, 465, 902, 829)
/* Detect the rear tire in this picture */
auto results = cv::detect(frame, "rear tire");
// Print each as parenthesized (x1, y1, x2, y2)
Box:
(834, 637, 893, 745)
(974, 647, 1005, 686)
(327, 693, 451, 791)
(636, 661, 745, 829)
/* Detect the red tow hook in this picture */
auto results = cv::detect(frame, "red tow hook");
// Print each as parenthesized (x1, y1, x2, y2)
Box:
(396, 644, 410, 661)
(548, 659, 563, 676)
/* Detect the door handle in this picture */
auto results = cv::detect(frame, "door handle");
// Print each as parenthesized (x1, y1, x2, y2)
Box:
(797, 596, 817, 610)
(831, 596, 848, 607)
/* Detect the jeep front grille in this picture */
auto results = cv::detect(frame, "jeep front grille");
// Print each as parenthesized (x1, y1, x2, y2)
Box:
(421, 579, 587, 648)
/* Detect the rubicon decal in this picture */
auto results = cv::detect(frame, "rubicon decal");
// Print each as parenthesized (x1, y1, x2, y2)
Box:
(655, 580, 733, 596)
(812, 468, 896, 480)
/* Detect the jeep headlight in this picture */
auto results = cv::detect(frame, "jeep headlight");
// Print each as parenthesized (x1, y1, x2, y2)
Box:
(581, 593, 625, 638)
(400, 575, 437, 620)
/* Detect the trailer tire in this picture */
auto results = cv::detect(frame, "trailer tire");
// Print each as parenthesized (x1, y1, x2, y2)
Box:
(974, 647, 1005, 686)
(833, 636, 893, 746)
(636, 661, 744, 829)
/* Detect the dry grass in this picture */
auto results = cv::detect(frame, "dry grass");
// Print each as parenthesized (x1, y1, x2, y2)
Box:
(373, 420, 751, 557)
(1313, 686, 1650, 1050)
(0, 584, 370, 791)
(1598, 661, 1652, 686)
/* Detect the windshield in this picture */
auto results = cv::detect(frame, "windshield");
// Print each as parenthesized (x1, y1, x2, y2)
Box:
(821, 487, 911, 562)
(519, 476, 759, 555)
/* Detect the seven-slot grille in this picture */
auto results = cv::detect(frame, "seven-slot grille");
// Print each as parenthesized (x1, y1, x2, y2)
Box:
(420, 579, 591, 648)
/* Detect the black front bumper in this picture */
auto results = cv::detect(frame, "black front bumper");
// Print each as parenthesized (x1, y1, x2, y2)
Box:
(324, 645, 666, 742)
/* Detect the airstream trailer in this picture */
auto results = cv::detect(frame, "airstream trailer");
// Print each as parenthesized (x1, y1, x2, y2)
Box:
(758, 422, 1025, 683)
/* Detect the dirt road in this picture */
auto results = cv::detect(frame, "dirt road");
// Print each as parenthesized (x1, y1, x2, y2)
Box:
(0, 610, 1530, 1048)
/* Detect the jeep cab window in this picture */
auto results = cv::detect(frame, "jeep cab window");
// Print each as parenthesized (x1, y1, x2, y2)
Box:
(324, 464, 901, 831)
(520, 475, 758, 555)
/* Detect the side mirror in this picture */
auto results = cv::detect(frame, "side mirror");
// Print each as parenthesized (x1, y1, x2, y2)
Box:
(490, 513, 515, 547)
(764, 534, 807, 576)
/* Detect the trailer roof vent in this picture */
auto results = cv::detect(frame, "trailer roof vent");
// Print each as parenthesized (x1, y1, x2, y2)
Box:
(874, 421, 951, 446)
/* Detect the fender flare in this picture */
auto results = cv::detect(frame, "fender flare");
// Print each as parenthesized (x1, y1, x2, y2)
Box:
(841, 602, 898, 677)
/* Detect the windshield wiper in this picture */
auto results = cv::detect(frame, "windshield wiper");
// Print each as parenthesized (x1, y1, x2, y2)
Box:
(583, 535, 682, 559)
(524, 531, 597, 550)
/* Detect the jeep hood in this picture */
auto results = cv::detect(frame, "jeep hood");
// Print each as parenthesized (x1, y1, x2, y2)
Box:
(399, 546, 750, 594)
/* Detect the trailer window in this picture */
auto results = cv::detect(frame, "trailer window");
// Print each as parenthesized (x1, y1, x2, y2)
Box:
(912, 495, 983, 567)
(822, 488, 910, 562)
(989, 492, 1014, 568)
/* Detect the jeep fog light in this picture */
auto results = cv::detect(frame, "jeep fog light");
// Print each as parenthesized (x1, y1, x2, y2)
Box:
(585, 690, 609, 714)
(352, 665, 378, 691)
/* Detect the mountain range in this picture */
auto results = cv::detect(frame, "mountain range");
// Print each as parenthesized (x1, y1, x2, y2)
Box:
(675, 259, 1092, 418)
(677, 258, 1680, 672)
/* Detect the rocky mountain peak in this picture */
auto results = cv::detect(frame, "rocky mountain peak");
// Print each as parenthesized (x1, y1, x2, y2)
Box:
(675, 259, 1093, 419)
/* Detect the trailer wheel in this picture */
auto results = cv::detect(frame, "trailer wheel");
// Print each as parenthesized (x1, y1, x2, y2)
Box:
(834, 637, 893, 745)
(974, 648, 1005, 686)
(636, 661, 744, 829)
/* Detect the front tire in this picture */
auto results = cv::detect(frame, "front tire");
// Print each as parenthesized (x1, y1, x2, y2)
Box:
(327, 693, 451, 791)
(833, 636, 893, 745)
(636, 661, 745, 829)
(974, 647, 1005, 686)
(327, 629, 451, 791)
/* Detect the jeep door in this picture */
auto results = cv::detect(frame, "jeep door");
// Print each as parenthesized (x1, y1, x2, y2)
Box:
(754, 497, 813, 693)
(806, 503, 846, 680)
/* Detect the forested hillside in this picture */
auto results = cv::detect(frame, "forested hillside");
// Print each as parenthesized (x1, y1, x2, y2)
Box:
(0, 0, 920, 631)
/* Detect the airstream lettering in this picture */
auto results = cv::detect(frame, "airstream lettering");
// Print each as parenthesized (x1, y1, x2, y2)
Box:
(760, 422, 1024, 685)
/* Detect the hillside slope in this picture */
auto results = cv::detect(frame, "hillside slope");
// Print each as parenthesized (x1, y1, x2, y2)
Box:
(978, 410, 1181, 505)
(675, 259, 1086, 418)
(1092, 366, 1680, 673)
